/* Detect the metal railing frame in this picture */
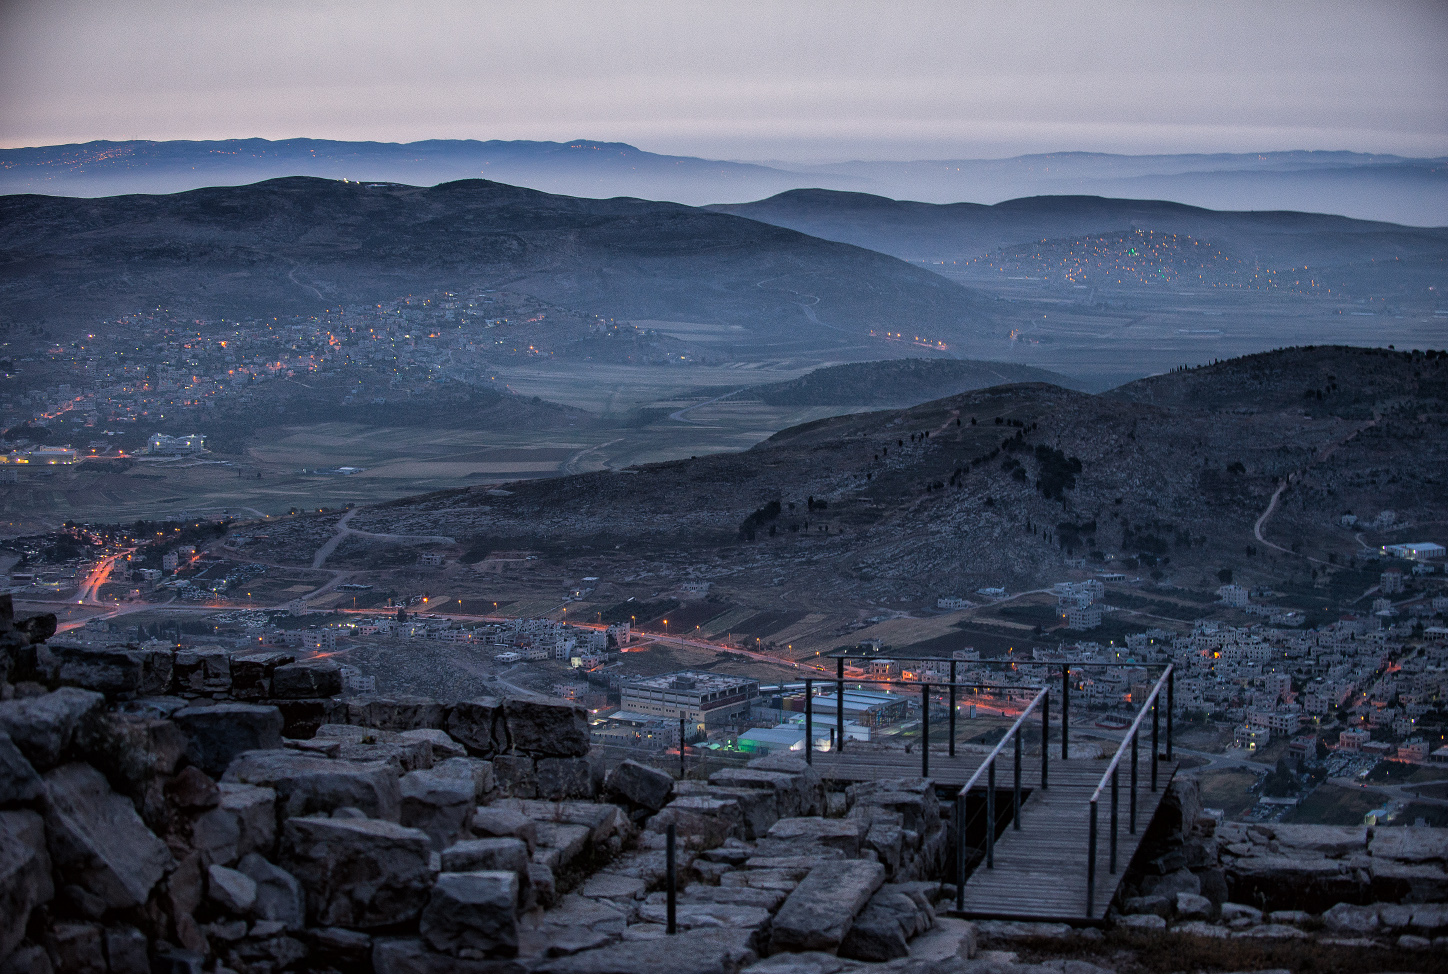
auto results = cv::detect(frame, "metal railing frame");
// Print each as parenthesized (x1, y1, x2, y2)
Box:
(1084, 664, 1174, 917)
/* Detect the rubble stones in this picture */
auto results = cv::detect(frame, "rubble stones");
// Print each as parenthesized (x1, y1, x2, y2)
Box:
(45, 921, 105, 973)
(103, 925, 150, 974)
(1323, 901, 1379, 934)
(745, 753, 824, 816)
(604, 760, 674, 813)
(371, 936, 529, 974)
(281, 816, 435, 929)
(770, 859, 886, 953)
(237, 852, 306, 929)
(420, 870, 520, 958)
(0, 687, 105, 770)
(0, 810, 53, 960)
(271, 659, 343, 699)
(648, 796, 745, 849)
(837, 883, 935, 962)
(223, 749, 403, 821)
(172, 703, 284, 777)
(1175, 892, 1214, 920)
(503, 698, 590, 757)
(444, 697, 504, 757)
(763, 817, 868, 858)
(41, 762, 172, 909)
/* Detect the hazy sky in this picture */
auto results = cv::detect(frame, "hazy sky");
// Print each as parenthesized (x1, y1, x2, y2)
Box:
(2, 0, 1445, 160)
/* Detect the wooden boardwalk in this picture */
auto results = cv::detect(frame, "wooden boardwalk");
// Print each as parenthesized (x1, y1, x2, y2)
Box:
(811, 748, 1180, 921)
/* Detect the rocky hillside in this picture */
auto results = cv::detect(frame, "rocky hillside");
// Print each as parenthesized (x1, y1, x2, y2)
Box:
(313, 346, 1447, 608)
(747, 359, 1087, 407)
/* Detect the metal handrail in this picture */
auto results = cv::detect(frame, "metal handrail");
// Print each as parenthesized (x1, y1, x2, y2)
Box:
(950, 685, 1050, 911)
(1089, 664, 1172, 803)
(959, 686, 1049, 795)
(1084, 663, 1173, 917)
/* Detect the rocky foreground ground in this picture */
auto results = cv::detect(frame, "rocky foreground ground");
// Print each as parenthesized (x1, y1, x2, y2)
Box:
(1, 597, 1446, 974)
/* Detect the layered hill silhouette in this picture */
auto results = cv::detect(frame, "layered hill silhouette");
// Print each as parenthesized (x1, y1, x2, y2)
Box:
(0, 177, 999, 351)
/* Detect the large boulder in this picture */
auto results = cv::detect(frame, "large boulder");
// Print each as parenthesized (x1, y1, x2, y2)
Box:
(271, 660, 343, 699)
(709, 768, 811, 819)
(399, 768, 476, 850)
(647, 796, 745, 849)
(0, 731, 42, 805)
(72, 709, 189, 805)
(444, 697, 504, 757)
(0, 810, 53, 961)
(222, 750, 402, 821)
(770, 859, 886, 953)
(401, 729, 468, 762)
(604, 759, 674, 813)
(471, 806, 537, 854)
(173, 646, 232, 695)
(441, 838, 532, 897)
(0, 687, 105, 770)
(341, 695, 447, 732)
(677, 782, 779, 841)
(419, 870, 519, 958)
(761, 817, 868, 859)
(492, 754, 537, 798)
(230, 652, 295, 700)
(502, 698, 589, 757)
(48, 643, 174, 698)
(172, 703, 285, 777)
(42, 762, 173, 909)
(281, 816, 434, 929)
(1371, 826, 1448, 864)
(314, 725, 435, 773)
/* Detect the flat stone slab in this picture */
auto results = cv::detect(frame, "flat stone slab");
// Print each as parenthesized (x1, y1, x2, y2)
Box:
(578, 873, 647, 901)
(531, 928, 756, 974)
(770, 859, 885, 953)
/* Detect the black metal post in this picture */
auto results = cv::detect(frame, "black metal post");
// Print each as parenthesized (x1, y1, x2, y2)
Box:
(1151, 697, 1159, 793)
(954, 790, 966, 912)
(666, 822, 677, 934)
(921, 683, 930, 779)
(679, 717, 686, 777)
(1110, 766, 1119, 874)
(805, 679, 813, 766)
(1130, 729, 1139, 834)
(836, 658, 845, 754)
(1166, 668, 1175, 762)
(1041, 691, 1049, 789)
(1061, 666, 1070, 760)
(986, 761, 996, 869)
(1013, 730, 1022, 830)
(948, 661, 957, 758)
(1086, 800, 1098, 917)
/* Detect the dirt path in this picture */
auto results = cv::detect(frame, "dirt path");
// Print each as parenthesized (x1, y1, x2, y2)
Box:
(312, 509, 456, 569)
(1252, 417, 1377, 564)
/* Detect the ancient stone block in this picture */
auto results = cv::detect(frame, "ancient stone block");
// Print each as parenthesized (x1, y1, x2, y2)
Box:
(281, 816, 434, 929)
(0, 687, 105, 770)
(502, 698, 589, 758)
(173, 646, 232, 695)
(400, 767, 476, 849)
(222, 750, 402, 821)
(229, 652, 294, 701)
(0, 731, 42, 806)
(207, 863, 258, 914)
(432, 756, 495, 802)
(0, 810, 53, 961)
(173, 703, 285, 777)
(344, 695, 448, 732)
(401, 728, 468, 761)
(48, 643, 174, 698)
(271, 660, 343, 699)
(472, 806, 537, 853)
(492, 754, 536, 798)
(770, 859, 885, 953)
(42, 763, 172, 909)
(420, 870, 520, 958)
(237, 852, 306, 929)
(444, 698, 503, 757)
(536, 757, 594, 801)
(604, 759, 674, 813)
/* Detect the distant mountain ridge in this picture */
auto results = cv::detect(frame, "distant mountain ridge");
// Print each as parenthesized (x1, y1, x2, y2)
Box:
(0, 175, 1001, 351)
(745, 358, 1088, 406)
(2, 138, 1444, 225)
